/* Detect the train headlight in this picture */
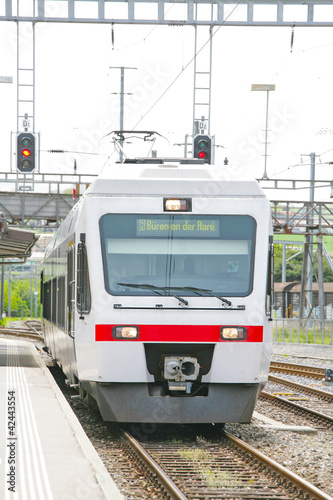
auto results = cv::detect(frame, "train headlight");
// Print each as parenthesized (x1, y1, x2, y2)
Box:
(220, 327, 247, 340)
(112, 326, 139, 339)
(164, 198, 192, 212)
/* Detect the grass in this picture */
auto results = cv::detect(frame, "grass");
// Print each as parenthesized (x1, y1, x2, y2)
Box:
(179, 447, 244, 489)
(273, 325, 333, 344)
(0, 317, 41, 328)
(181, 448, 211, 462)
(274, 234, 333, 253)
(201, 469, 242, 488)
(169, 437, 185, 445)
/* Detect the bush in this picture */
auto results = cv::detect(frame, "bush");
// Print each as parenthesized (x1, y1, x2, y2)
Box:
(3, 279, 41, 318)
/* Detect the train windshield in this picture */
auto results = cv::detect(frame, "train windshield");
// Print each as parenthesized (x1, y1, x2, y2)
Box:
(100, 214, 256, 297)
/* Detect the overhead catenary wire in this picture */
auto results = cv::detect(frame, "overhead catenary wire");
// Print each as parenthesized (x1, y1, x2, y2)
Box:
(105, 0, 217, 148)
(319, 147, 333, 157)
(110, 0, 189, 52)
(45, 149, 110, 157)
(129, 0, 244, 133)
(270, 157, 333, 178)
(270, 162, 310, 177)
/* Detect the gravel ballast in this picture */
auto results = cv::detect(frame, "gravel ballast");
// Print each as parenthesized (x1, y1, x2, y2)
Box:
(226, 342, 333, 498)
(3, 325, 333, 499)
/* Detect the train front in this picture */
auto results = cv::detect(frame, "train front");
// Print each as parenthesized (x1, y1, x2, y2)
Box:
(77, 162, 273, 424)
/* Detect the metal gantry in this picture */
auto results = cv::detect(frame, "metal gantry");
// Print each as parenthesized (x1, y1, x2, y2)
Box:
(0, 171, 95, 226)
(2, 1, 333, 27)
(7, 0, 333, 153)
(7, 0, 333, 141)
(0, 172, 332, 323)
(6, 0, 333, 165)
(271, 201, 333, 235)
(2, 0, 333, 324)
(272, 200, 333, 322)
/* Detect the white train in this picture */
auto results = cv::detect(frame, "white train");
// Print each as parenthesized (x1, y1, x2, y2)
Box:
(42, 158, 273, 424)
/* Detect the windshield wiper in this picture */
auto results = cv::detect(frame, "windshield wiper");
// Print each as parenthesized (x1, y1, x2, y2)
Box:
(117, 283, 233, 307)
(170, 286, 232, 307)
(117, 283, 189, 306)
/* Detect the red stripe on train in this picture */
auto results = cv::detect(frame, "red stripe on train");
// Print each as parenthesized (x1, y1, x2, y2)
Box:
(95, 324, 263, 342)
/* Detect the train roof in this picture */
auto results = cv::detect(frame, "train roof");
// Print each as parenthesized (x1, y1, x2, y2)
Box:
(87, 160, 266, 198)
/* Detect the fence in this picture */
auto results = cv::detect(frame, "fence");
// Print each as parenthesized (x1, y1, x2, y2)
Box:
(273, 318, 333, 345)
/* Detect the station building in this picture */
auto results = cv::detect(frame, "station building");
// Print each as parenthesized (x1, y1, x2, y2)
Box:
(274, 282, 333, 319)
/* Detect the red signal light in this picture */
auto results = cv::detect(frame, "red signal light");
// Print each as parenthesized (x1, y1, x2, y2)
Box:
(17, 132, 36, 173)
(193, 135, 212, 164)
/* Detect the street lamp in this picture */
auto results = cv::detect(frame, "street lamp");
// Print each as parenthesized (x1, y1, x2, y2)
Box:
(251, 83, 275, 179)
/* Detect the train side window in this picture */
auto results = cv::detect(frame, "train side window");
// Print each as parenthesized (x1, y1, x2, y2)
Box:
(266, 236, 274, 318)
(43, 280, 51, 322)
(40, 270, 44, 305)
(58, 276, 66, 329)
(77, 233, 91, 318)
(51, 279, 57, 324)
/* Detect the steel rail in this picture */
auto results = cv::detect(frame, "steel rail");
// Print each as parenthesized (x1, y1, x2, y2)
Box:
(121, 429, 188, 500)
(268, 374, 333, 401)
(224, 431, 333, 500)
(24, 321, 43, 336)
(122, 425, 332, 500)
(260, 390, 333, 425)
(0, 327, 43, 339)
(270, 361, 325, 380)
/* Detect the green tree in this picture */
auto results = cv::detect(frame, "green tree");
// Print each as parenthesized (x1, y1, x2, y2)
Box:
(274, 244, 333, 283)
(4, 279, 40, 318)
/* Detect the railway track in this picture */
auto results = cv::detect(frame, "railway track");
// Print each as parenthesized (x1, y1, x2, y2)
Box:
(260, 362, 333, 430)
(268, 374, 333, 402)
(120, 425, 332, 500)
(0, 321, 43, 340)
(270, 361, 326, 380)
(259, 389, 333, 431)
(4, 331, 332, 498)
(45, 360, 333, 499)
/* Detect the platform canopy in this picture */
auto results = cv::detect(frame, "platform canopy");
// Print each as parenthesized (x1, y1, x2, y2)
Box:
(0, 214, 39, 263)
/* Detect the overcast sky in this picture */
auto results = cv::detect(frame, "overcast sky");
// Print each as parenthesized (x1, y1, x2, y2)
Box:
(1, 3, 333, 200)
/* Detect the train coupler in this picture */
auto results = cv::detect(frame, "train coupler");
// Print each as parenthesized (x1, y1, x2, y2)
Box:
(168, 381, 193, 394)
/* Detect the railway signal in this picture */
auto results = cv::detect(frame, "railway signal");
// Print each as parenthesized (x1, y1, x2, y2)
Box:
(17, 132, 36, 172)
(193, 134, 212, 164)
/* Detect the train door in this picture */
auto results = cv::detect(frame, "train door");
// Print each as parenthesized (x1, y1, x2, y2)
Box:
(64, 239, 79, 380)
(76, 233, 91, 318)
(67, 242, 75, 338)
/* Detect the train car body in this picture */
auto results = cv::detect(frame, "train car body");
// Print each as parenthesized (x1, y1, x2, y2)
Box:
(42, 160, 273, 424)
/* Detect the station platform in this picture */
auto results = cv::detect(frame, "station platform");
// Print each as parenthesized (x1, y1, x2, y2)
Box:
(0, 337, 123, 500)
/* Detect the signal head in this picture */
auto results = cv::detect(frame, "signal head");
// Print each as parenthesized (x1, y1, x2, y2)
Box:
(17, 133, 36, 172)
(193, 134, 212, 164)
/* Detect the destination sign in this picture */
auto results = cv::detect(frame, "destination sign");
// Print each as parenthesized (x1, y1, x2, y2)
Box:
(137, 219, 220, 238)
